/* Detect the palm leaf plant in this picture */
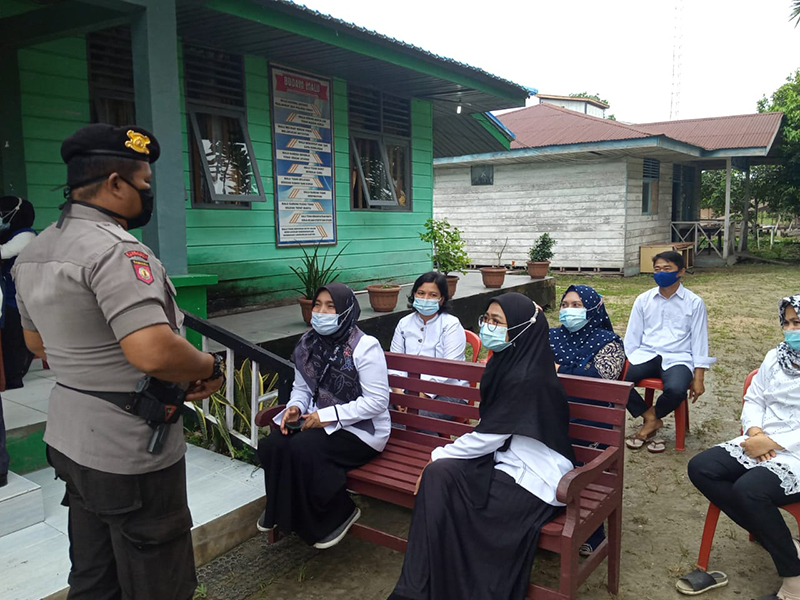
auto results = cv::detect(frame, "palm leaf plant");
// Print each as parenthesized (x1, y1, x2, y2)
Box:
(290, 242, 351, 299)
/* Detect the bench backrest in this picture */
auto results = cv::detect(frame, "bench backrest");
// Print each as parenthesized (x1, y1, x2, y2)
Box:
(385, 352, 632, 473)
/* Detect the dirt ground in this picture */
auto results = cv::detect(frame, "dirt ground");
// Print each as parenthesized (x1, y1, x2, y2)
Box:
(223, 263, 800, 600)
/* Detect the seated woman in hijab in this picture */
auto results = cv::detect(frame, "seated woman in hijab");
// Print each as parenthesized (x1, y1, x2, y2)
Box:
(549, 284, 625, 557)
(390, 271, 466, 420)
(388, 293, 575, 600)
(256, 282, 390, 550)
(677, 295, 800, 598)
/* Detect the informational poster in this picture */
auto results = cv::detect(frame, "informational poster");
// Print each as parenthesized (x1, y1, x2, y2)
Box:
(270, 65, 336, 246)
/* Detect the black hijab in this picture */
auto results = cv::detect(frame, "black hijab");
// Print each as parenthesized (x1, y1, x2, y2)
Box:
(291, 282, 372, 432)
(467, 293, 575, 506)
(0, 196, 36, 244)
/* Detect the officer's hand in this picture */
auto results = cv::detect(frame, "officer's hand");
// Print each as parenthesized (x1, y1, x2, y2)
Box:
(185, 377, 224, 403)
(280, 406, 302, 435)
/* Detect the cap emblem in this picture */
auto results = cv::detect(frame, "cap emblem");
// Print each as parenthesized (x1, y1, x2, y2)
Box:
(125, 130, 151, 155)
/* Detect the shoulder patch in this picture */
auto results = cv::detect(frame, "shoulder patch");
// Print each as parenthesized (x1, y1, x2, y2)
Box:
(125, 250, 149, 260)
(131, 259, 154, 285)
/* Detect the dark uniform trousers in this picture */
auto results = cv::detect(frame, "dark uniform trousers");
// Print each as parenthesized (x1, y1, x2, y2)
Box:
(47, 446, 196, 600)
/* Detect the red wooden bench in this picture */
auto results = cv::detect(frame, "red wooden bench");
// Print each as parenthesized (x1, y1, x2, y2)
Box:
(255, 352, 633, 600)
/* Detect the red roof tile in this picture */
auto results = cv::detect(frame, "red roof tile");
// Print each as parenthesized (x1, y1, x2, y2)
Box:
(635, 113, 784, 151)
(498, 104, 652, 149)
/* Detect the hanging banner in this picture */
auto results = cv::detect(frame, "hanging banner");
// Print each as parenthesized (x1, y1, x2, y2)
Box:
(270, 65, 336, 246)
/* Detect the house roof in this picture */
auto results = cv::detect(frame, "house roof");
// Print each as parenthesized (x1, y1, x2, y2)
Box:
(498, 104, 651, 149)
(535, 93, 610, 109)
(635, 112, 784, 151)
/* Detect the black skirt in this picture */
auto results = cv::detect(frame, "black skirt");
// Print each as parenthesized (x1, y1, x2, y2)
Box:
(390, 458, 560, 600)
(257, 427, 378, 545)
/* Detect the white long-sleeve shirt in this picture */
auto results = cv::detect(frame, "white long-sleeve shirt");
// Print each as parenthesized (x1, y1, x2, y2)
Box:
(430, 431, 574, 506)
(273, 335, 391, 451)
(719, 349, 800, 495)
(0, 230, 36, 260)
(389, 311, 467, 388)
(623, 284, 715, 372)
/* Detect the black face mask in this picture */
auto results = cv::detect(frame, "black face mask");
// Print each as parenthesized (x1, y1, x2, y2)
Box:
(62, 175, 154, 230)
(117, 176, 154, 230)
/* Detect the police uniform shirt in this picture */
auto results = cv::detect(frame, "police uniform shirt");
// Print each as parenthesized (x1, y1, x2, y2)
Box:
(13, 204, 185, 475)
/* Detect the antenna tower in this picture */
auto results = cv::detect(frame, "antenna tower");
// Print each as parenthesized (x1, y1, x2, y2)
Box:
(669, 0, 684, 120)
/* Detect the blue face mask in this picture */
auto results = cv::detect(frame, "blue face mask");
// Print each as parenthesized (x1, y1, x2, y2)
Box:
(479, 317, 536, 353)
(559, 308, 589, 332)
(413, 297, 440, 316)
(480, 323, 511, 352)
(311, 312, 340, 336)
(653, 270, 681, 288)
(310, 303, 353, 336)
(785, 330, 800, 351)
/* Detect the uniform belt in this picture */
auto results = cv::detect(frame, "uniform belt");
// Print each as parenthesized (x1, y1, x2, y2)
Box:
(56, 383, 138, 414)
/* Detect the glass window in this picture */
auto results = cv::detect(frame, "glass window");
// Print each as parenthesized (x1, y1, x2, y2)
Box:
(188, 108, 265, 204)
(348, 86, 412, 211)
(471, 165, 494, 186)
(87, 27, 136, 126)
(642, 180, 659, 214)
(350, 137, 410, 210)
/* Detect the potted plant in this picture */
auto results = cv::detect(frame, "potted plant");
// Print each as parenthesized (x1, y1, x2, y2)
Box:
(527, 233, 556, 278)
(289, 242, 349, 325)
(480, 238, 508, 288)
(419, 218, 470, 297)
(366, 280, 402, 312)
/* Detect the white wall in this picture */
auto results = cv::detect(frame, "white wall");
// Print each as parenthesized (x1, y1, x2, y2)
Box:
(623, 158, 674, 275)
(539, 98, 606, 118)
(433, 159, 627, 270)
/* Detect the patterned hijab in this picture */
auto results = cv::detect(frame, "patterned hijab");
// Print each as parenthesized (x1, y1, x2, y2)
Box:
(549, 284, 621, 367)
(291, 282, 372, 432)
(778, 295, 800, 375)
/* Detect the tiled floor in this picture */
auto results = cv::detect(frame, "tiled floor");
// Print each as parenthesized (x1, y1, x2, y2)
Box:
(0, 445, 265, 600)
(1, 362, 265, 600)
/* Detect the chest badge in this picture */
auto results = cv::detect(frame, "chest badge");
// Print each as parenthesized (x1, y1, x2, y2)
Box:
(132, 259, 154, 285)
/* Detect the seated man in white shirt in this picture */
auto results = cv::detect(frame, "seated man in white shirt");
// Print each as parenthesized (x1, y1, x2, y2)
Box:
(624, 251, 716, 452)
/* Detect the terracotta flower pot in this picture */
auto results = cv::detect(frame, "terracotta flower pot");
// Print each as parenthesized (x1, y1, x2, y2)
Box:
(366, 285, 401, 312)
(480, 267, 506, 288)
(298, 297, 313, 325)
(446, 275, 459, 299)
(527, 261, 550, 279)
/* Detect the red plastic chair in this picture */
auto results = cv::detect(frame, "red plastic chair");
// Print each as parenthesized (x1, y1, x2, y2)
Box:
(464, 330, 481, 364)
(696, 369, 800, 571)
(621, 361, 689, 451)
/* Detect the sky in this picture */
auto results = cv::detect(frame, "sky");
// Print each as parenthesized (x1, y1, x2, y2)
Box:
(295, 0, 799, 124)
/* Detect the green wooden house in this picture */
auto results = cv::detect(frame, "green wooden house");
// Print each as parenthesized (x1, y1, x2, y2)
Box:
(0, 0, 527, 314)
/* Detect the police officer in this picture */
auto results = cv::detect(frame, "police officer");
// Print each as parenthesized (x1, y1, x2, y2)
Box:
(12, 124, 224, 599)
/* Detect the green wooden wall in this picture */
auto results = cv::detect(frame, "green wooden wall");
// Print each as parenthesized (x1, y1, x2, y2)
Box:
(8, 18, 434, 309)
(17, 36, 90, 227)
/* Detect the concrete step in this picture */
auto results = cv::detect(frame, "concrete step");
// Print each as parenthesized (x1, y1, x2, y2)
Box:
(0, 472, 44, 537)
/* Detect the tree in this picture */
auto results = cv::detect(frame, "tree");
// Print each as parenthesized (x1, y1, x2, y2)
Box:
(756, 69, 800, 219)
(700, 69, 800, 235)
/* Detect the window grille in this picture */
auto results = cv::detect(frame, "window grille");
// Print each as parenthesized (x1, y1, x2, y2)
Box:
(471, 165, 494, 186)
(643, 158, 661, 181)
(87, 27, 135, 125)
(183, 44, 245, 109)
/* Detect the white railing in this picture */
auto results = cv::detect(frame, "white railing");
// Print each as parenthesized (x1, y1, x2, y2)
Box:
(181, 312, 294, 449)
(671, 219, 738, 259)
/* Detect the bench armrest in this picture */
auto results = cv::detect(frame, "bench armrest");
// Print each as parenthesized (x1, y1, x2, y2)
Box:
(555, 446, 619, 505)
(255, 404, 285, 428)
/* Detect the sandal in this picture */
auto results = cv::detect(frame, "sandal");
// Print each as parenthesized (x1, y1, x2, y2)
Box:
(676, 568, 728, 595)
(647, 439, 667, 454)
(625, 431, 656, 450)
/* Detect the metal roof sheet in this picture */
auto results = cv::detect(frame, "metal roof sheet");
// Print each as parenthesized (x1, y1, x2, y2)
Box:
(498, 104, 651, 149)
(635, 112, 784, 151)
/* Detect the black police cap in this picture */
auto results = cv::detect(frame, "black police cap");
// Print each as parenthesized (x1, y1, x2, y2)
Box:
(61, 124, 161, 165)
